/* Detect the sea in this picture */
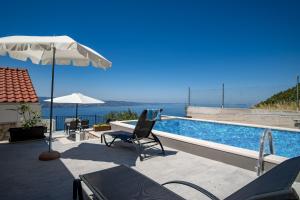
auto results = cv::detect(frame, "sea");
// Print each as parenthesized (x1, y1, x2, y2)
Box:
(41, 103, 250, 118)
(41, 103, 186, 118)
(41, 103, 250, 130)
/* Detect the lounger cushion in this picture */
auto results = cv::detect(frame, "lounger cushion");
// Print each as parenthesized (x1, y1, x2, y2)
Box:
(105, 131, 133, 141)
(80, 165, 185, 200)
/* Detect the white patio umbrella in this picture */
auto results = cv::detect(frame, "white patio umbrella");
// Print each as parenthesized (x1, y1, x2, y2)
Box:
(45, 93, 105, 120)
(0, 36, 111, 160)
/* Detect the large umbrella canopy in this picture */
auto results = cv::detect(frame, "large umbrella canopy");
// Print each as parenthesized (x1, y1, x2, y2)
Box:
(45, 93, 105, 120)
(0, 36, 112, 68)
(0, 35, 111, 160)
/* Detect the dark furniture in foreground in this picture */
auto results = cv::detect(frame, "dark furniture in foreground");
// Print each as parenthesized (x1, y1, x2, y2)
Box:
(101, 109, 165, 161)
(9, 126, 46, 142)
(73, 156, 300, 200)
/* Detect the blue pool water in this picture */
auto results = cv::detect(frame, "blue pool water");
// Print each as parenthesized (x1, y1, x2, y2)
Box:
(128, 119, 300, 158)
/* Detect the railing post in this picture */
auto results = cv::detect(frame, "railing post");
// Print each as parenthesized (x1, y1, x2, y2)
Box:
(297, 75, 299, 111)
(221, 83, 224, 108)
(95, 114, 97, 124)
(188, 87, 191, 106)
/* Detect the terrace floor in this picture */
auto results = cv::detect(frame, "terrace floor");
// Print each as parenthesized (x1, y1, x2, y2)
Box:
(0, 133, 299, 200)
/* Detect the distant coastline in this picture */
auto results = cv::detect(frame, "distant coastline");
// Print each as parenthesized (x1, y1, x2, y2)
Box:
(38, 97, 183, 108)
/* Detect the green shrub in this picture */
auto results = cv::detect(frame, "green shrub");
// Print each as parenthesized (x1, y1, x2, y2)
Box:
(9, 103, 42, 128)
(94, 123, 110, 127)
(254, 83, 300, 111)
(104, 109, 138, 122)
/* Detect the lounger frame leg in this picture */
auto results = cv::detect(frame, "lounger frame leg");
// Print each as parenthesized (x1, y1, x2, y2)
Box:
(133, 139, 144, 161)
(73, 179, 83, 200)
(73, 179, 77, 200)
(101, 133, 117, 147)
(152, 133, 165, 155)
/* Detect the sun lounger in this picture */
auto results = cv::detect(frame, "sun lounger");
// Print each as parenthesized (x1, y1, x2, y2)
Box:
(101, 109, 165, 161)
(73, 156, 300, 200)
(223, 155, 300, 200)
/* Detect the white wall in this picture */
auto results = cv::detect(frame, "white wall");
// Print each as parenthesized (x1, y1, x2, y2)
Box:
(0, 103, 41, 125)
(187, 106, 300, 129)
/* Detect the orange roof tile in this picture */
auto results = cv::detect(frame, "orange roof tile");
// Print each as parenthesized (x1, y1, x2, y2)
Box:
(0, 67, 39, 103)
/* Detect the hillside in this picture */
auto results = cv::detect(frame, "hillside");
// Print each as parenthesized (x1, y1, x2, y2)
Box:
(254, 84, 300, 110)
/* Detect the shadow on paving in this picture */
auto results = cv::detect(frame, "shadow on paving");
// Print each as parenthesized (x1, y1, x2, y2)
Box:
(61, 141, 178, 167)
(0, 140, 77, 200)
(0, 139, 178, 200)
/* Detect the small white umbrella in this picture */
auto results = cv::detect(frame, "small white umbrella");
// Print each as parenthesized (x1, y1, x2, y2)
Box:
(45, 93, 105, 120)
(0, 35, 111, 160)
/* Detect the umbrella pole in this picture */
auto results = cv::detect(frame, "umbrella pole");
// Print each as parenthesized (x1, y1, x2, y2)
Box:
(75, 103, 78, 129)
(39, 46, 60, 161)
(76, 103, 78, 119)
(48, 47, 56, 152)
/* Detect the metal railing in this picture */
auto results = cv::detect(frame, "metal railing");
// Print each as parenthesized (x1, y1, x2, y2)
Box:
(256, 129, 275, 176)
(187, 82, 299, 110)
(42, 115, 105, 131)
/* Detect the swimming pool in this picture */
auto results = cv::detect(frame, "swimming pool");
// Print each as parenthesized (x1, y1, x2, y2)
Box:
(127, 118, 300, 158)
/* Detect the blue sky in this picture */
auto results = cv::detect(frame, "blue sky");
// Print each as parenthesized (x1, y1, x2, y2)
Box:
(0, 0, 299, 104)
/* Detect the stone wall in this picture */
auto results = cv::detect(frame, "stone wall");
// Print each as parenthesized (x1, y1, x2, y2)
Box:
(0, 103, 42, 141)
(0, 102, 41, 124)
(187, 106, 300, 129)
(0, 122, 17, 141)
